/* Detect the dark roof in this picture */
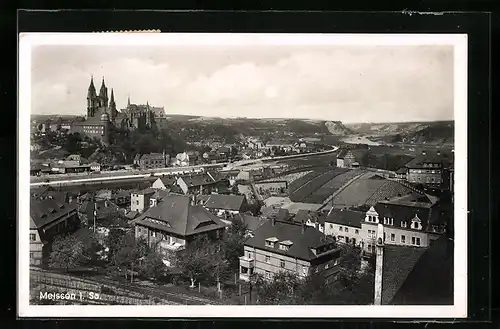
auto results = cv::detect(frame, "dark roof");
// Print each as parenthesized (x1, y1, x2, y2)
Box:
(151, 189, 170, 201)
(124, 211, 140, 220)
(140, 153, 164, 161)
(180, 174, 217, 187)
(293, 210, 327, 225)
(390, 234, 453, 305)
(236, 213, 267, 232)
(337, 149, 354, 159)
(133, 194, 226, 237)
(405, 151, 450, 169)
(156, 176, 176, 186)
(78, 199, 121, 220)
(381, 245, 427, 305)
(396, 168, 407, 174)
(203, 194, 246, 211)
(325, 210, 363, 228)
(245, 219, 338, 261)
(135, 187, 157, 196)
(32, 187, 69, 204)
(30, 197, 78, 229)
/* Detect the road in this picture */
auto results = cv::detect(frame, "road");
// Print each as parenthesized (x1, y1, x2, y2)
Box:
(31, 147, 339, 188)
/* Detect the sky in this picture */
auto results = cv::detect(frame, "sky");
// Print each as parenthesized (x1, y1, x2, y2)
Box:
(30, 44, 454, 123)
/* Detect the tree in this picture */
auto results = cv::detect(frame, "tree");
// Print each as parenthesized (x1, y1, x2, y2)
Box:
(106, 228, 126, 262)
(78, 229, 104, 266)
(174, 235, 219, 288)
(254, 271, 302, 305)
(49, 234, 85, 272)
(109, 232, 149, 282)
(336, 243, 363, 288)
(221, 218, 248, 273)
(139, 250, 166, 281)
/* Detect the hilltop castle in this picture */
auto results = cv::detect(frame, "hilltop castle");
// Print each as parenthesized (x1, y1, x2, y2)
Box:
(39, 76, 166, 145)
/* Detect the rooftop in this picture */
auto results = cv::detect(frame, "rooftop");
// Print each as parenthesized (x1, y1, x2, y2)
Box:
(133, 194, 226, 237)
(30, 197, 78, 229)
(325, 210, 364, 228)
(245, 219, 338, 261)
(203, 194, 246, 211)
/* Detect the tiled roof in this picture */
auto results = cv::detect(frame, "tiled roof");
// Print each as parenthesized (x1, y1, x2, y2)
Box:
(141, 153, 164, 160)
(151, 189, 170, 201)
(325, 210, 363, 228)
(30, 197, 78, 229)
(203, 194, 246, 211)
(133, 194, 226, 237)
(245, 219, 338, 261)
(396, 168, 407, 174)
(381, 245, 427, 305)
(235, 213, 267, 232)
(180, 174, 217, 187)
(405, 151, 451, 169)
(156, 176, 176, 186)
(390, 234, 453, 305)
(136, 187, 157, 196)
(293, 209, 327, 225)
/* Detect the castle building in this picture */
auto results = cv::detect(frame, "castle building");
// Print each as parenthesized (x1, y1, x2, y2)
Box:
(51, 76, 166, 145)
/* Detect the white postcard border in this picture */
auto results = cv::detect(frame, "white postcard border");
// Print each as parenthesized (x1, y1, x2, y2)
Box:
(18, 33, 468, 318)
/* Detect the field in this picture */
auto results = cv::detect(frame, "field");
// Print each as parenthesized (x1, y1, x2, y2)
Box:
(331, 174, 414, 208)
(288, 169, 329, 193)
(289, 168, 349, 203)
(258, 170, 313, 185)
(277, 152, 338, 167)
(306, 169, 366, 204)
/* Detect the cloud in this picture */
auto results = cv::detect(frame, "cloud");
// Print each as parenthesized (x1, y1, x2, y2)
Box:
(30, 45, 454, 123)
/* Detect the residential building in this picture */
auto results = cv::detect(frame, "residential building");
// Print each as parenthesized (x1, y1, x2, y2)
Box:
(200, 194, 248, 216)
(130, 188, 157, 212)
(336, 149, 356, 168)
(149, 189, 171, 208)
(89, 162, 101, 172)
(362, 193, 445, 254)
(152, 176, 176, 190)
(176, 172, 229, 195)
(233, 213, 267, 239)
(405, 150, 449, 188)
(132, 194, 226, 257)
(30, 197, 80, 265)
(134, 151, 169, 169)
(239, 216, 341, 283)
(77, 196, 123, 227)
(324, 209, 364, 246)
(293, 209, 326, 234)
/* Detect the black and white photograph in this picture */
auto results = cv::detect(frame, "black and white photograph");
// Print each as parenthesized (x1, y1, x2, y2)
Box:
(18, 33, 467, 318)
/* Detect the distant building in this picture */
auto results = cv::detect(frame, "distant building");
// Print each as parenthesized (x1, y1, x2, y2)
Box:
(176, 172, 229, 195)
(132, 194, 226, 256)
(130, 188, 157, 212)
(336, 149, 356, 168)
(240, 216, 341, 283)
(151, 176, 176, 190)
(134, 152, 169, 169)
(30, 197, 80, 265)
(405, 150, 449, 188)
(200, 194, 248, 216)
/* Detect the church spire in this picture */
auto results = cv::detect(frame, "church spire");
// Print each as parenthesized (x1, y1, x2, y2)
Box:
(87, 75, 96, 97)
(110, 88, 115, 104)
(127, 94, 131, 107)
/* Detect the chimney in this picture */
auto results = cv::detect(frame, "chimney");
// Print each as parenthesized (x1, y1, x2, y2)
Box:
(272, 216, 276, 226)
(374, 223, 385, 305)
(301, 220, 305, 234)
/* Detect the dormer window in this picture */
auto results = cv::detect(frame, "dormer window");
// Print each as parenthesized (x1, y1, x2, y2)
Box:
(265, 237, 279, 248)
(278, 240, 293, 251)
(411, 215, 422, 230)
(401, 221, 407, 228)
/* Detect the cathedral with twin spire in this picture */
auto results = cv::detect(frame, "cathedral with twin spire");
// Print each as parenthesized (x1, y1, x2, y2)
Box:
(68, 76, 163, 145)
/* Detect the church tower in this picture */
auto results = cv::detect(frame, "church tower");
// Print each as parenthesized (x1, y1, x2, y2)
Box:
(98, 77, 109, 109)
(109, 88, 117, 122)
(87, 76, 98, 117)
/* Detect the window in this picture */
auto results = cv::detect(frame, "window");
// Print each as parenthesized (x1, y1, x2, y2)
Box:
(334, 259, 339, 266)
(136, 200, 139, 205)
(345, 227, 349, 233)
(355, 229, 359, 234)
(265, 255, 271, 263)
(280, 260, 285, 268)
(390, 233, 395, 242)
(325, 263, 329, 270)
(401, 235, 406, 244)
(30, 252, 34, 259)
(265, 241, 273, 247)
(401, 221, 407, 228)
(412, 237, 416, 245)
(265, 271, 271, 279)
(339, 226, 343, 232)
(302, 265, 307, 275)
(330, 224, 334, 229)
(30, 233, 36, 241)
(345, 237, 350, 244)
(416, 237, 421, 246)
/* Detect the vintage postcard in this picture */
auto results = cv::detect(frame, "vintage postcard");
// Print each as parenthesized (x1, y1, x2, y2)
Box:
(18, 33, 467, 318)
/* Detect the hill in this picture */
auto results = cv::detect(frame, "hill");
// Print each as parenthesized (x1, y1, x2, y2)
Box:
(325, 121, 353, 136)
